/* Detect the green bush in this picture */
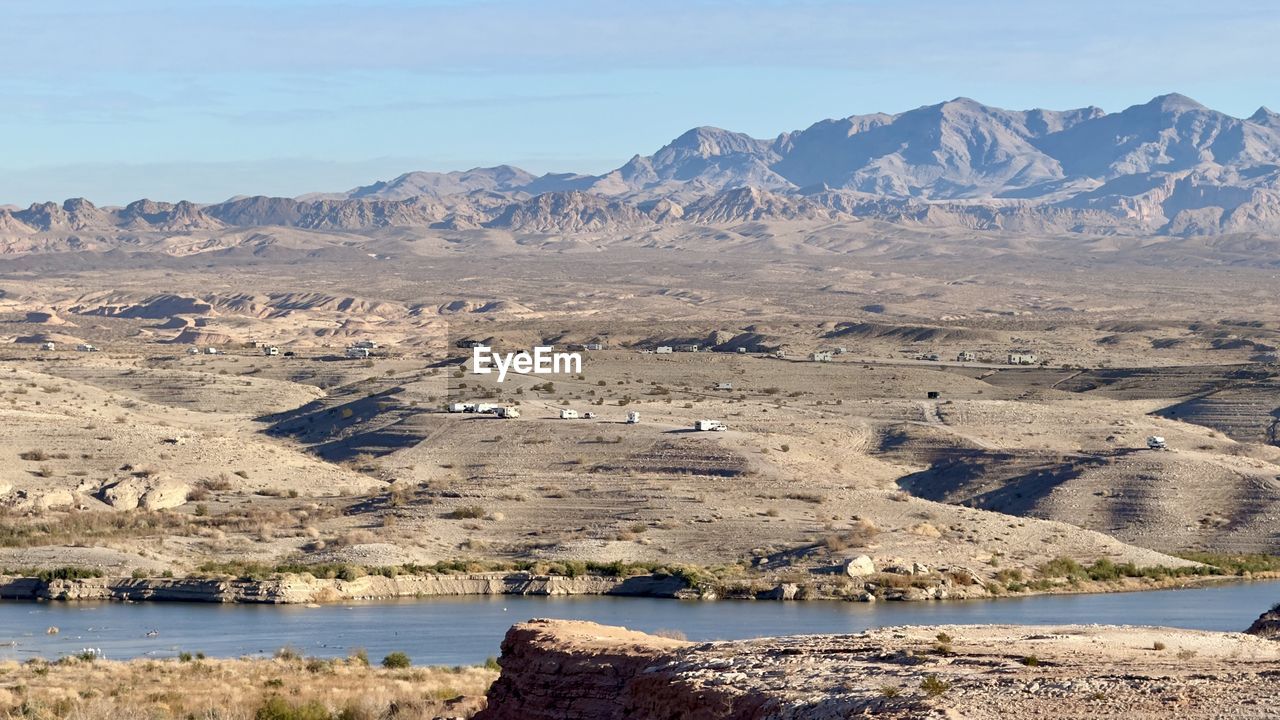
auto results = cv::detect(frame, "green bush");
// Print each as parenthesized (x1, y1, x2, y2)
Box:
(381, 651, 411, 669)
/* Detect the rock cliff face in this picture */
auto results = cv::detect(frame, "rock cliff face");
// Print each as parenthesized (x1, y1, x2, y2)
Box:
(478, 619, 1280, 719)
(1247, 603, 1280, 639)
(0, 572, 688, 604)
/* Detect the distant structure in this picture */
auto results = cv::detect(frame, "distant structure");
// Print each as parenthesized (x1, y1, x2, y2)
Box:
(927, 391, 941, 399)
(204, 347, 220, 355)
(956, 351, 976, 362)
(584, 342, 605, 351)
(345, 346, 371, 359)
(810, 351, 833, 362)
(626, 411, 641, 424)
(1146, 435, 1168, 450)
(39, 341, 55, 351)
(263, 346, 280, 356)
(694, 419, 728, 432)
(774, 350, 787, 359)
(713, 382, 734, 391)
(352, 339, 379, 349)
(1007, 352, 1038, 365)
(832, 346, 848, 355)
(494, 406, 521, 419)
(76, 343, 99, 352)
(559, 408, 579, 419)
(655, 346, 674, 354)
(677, 344, 701, 353)
(186, 347, 200, 355)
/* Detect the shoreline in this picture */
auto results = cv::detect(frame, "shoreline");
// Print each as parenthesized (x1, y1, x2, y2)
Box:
(1, 569, 1276, 605)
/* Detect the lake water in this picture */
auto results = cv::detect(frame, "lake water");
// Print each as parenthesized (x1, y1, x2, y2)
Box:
(3, 580, 1278, 665)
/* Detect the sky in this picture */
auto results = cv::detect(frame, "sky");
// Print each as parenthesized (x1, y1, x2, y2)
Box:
(4, 0, 1280, 206)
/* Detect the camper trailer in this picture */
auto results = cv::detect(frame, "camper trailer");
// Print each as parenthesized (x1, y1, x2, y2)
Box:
(713, 382, 734, 391)
(204, 347, 220, 355)
(957, 351, 976, 362)
(560, 409, 579, 419)
(694, 419, 727, 432)
(1008, 352, 1038, 365)
(186, 347, 200, 355)
(494, 406, 520, 419)
(447, 402, 474, 413)
(1147, 436, 1168, 450)
(76, 344, 99, 352)
(584, 343, 604, 351)
(626, 411, 641, 424)
(655, 346, 674, 354)
(263, 346, 280, 356)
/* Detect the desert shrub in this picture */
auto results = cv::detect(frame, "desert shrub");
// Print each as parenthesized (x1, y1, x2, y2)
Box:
(19, 449, 49, 461)
(445, 506, 487, 520)
(381, 652, 411, 669)
(255, 696, 332, 720)
(920, 675, 951, 697)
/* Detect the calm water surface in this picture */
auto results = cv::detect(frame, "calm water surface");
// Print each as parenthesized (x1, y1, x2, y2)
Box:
(3, 580, 1277, 665)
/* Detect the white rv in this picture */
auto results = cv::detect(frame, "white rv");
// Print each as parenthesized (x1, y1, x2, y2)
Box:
(626, 411, 641, 424)
(560, 409, 579, 419)
(345, 346, 371, 359)
(694, 419, 727, 432)
(494, 406, 521, 419)
(263, 346, 280, 356)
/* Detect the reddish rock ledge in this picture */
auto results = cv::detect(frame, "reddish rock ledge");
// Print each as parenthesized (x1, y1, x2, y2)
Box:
(477, 619, 1280, 719)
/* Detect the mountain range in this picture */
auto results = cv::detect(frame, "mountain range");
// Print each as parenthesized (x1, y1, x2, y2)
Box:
(6, 93, 1280, 240)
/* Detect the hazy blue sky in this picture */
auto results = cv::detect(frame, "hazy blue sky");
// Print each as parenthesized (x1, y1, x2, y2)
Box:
(4, 0, 1279, 205)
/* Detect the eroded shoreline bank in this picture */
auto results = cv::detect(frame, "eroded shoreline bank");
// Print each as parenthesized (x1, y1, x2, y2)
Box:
(2, 569, 1275, 605)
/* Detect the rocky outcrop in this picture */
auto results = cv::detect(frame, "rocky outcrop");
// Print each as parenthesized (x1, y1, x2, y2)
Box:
(1246, 603, 1280, 639)
(97, 476, 192, 511)
(478, 620, 1280, 719)
(0, 572, 689, 604)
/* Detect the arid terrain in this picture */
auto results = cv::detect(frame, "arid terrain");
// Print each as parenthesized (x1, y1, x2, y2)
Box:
(0, 217, 1278, 603)
(478, 618, 1280, 719)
